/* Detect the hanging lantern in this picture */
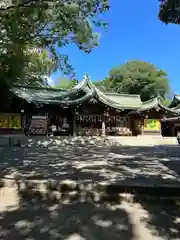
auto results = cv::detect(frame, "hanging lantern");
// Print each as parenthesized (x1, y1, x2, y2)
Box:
(156, 106, 160, 112)
(104, 111, 109, 117)
(90, 98, 97, 104)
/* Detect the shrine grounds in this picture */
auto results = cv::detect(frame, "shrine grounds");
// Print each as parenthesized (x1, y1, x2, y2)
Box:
(0, 136, 180, 239)
(0, 135, 179, 185)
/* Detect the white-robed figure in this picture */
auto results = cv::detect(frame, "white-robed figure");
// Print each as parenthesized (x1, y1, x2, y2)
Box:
(101, 121, 106, 137)
(177, 131, 180, 145)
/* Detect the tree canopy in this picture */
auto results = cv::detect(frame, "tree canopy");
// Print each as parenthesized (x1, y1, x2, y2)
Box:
(0, 0, 109, 86)
(104, 60, 170, 101)
(55, 77, 78, 89)
(158, 0, 180, 24)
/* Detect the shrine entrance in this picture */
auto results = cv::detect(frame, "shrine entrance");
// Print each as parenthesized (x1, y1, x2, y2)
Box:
(75, 114, 132, 136)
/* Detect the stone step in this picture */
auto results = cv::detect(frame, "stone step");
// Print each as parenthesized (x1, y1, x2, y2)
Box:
(0, 135, 27, 147)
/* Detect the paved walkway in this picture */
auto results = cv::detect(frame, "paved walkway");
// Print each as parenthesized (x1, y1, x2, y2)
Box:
(108, 136, 178, 146)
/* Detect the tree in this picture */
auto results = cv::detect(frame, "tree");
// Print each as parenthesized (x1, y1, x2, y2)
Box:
(0, 0, 109, 86)
(158, 0, 180, 24)
(93, 80, 107, 91)
(104, 60, 170, 101)
(19, 48, 58, 86)
(0, 45, 58, 86)
(55, 77, 78, 89)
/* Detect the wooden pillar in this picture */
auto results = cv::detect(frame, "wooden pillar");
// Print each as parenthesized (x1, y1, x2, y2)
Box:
(101, 119, 106, 137)
(172, 124, 176, 136)
(73, 112, 77, 136)
(141, 115, 144, 135)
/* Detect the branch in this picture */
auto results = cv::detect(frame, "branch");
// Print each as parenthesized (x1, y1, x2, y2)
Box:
(0, 0, 72, 11)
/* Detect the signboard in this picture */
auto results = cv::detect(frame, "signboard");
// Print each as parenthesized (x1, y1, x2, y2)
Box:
(0, 114, 21, 128)
(144, 119, 161, 132)
(29, 116, 48, 135)
(32, 116, 47, 119)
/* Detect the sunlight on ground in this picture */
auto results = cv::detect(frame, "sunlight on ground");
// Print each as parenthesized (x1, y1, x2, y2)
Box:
(0, 136, 180, 239)
(0, 186, 177, 240)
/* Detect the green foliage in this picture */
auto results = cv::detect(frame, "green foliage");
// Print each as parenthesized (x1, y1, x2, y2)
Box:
(0, 0, 109, 86)
(158, 0, 180, 24)
(93, 80, 104, 87)
(163, 99, 171, 106)
(21, 48, 58, 86)
(104, 60, 170, 101)
(0, 45, 57, 86)
(93, 80, 107, 91)
(55, 78, 78, 89)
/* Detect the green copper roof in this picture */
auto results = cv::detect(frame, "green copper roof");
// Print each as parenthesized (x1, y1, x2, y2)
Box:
(104, 92, 142, 108)
(12, 85, 67, 103)
(130, 97, 179, 115)
(171, 104, 180, 112)
(11, 74, 180, 113)
(168, 95, 180, 108)
(11, 80, 93, 106)
(12, 75, 144, 109)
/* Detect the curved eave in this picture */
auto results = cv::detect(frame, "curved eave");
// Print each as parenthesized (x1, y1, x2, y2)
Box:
(78, 76, 125, 110)
(161, 116, 180, 122)
(35, 91, 94, 106)
(80, 74, 142, 110)
(93, 85, 140, 110)
(168, 95, 180, 108)
(158, 101, 179, 114)
(104, 91, 141, 98)
(171, 103, 180, 112)
(11, 74, 93, 105)
(129, 97, 179, 115)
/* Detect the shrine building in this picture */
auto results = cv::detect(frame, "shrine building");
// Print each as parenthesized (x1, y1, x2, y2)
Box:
(0, 74, 179, 137)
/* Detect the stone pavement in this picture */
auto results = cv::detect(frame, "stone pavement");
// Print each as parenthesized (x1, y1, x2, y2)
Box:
(108, 135, 178, 146)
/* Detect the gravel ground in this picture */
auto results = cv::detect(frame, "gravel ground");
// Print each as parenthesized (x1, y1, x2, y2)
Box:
(0, 187, 179, 240)
(0, 136, 180, 239)
(0, 136, 180, 185)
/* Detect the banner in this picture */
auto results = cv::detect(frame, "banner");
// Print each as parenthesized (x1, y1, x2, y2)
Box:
(29, 116, 48, 135)
(0, 114, 21, 128)
(144, 119, 160, 132)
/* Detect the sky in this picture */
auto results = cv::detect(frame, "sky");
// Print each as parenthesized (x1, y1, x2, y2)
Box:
(51, 0, 180, 94)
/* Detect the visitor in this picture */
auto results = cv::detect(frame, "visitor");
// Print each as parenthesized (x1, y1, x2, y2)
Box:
(177, 131, 180, 145)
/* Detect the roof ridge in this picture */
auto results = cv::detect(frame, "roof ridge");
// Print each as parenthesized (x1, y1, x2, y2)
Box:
(12, 84, 67, 92)
(141, 97, 158, 105)
(105, 92, 141, 98)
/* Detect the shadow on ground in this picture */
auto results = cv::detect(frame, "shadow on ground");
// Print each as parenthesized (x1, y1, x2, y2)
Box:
(0, 142, 180, 239)
(0, 188, 133, 240)
(0, 186, 180, 239)
(135, 198, 180, 239)
(0, 143, 180, 185)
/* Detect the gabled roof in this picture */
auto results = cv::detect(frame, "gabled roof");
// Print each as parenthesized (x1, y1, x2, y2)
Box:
(129, 96, 179, 115)
(104, 92, 142, 108)
(82, 75, 143, 109)
(11, 78, 94, 106)
(168, 95, 180, 108)
(171, 104, 180, 113)
(10, 74, 180, 113)
(11, 74, 143, 109)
